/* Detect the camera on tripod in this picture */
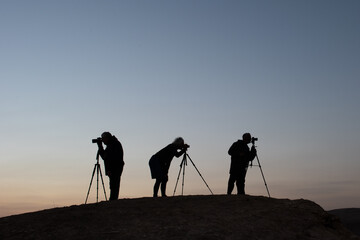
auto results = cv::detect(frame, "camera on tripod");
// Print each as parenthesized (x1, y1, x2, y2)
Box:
(92, 137, 102, 144)
(251, 137, 258, 145)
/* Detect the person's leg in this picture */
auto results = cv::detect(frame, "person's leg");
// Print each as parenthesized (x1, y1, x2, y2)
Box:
(160, 175, 168, 197)
(153, 179, 161, 197)
(109, 175, 120, 200)
(237, 167, 248, 195)
(227, 174, 236, 195)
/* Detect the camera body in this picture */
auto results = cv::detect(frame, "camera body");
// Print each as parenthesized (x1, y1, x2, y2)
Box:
(92, 137, 102, 144)
(251, 137, 258, 145)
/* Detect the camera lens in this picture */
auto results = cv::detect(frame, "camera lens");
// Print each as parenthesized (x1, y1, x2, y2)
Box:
(92, 138, 102, 143)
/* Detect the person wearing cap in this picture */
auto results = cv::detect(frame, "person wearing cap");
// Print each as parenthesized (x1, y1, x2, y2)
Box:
(149, 137, 189, 197)
(97, 132, 124, 200)
(227, 133, 257, 195)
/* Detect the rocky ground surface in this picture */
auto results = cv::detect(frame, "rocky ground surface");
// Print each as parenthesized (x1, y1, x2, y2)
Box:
(0, 195, 359, 240)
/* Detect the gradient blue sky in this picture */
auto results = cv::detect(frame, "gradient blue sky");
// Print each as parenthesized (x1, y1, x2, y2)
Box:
(1, 0, 359, 217)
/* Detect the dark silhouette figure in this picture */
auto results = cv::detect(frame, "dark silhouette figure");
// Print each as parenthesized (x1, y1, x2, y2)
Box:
(149, 137, 189, 197)
(97, 132, 124, 200)
(227, 133, 256, 195)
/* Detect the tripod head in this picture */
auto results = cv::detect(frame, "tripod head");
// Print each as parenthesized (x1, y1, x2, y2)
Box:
(181, 151, 188, 166)
(180, 144, 189, 165)
(250, 138, 258, 167)
(96, 150, 100, 162)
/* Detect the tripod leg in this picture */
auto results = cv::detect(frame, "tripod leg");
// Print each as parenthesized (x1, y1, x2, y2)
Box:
(181, 161, 186, 196)
(96, 164, 100, 202)
(186, 153, 214, 195)
(85, 164, 97, 204)
(98, 164, 108, 201)
(255, 154, 271, 198)
(173, 159, 184, 196)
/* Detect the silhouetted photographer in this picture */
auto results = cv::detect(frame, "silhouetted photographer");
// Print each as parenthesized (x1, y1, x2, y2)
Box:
(227, 133, 257, 195)
(149, 137, 189, 197)
(94, 132, 124, 200)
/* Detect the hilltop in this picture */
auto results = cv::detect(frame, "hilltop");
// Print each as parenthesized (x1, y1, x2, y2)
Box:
(0, 195, 358, 240)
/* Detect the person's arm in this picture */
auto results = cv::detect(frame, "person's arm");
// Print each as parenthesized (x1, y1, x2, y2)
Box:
(175, 149, 185, 158)
(228, 141, 246, 157)
(97, 142, 105, 159)
(174, 144, 189, 158)
(248, 145, 257, 161)
(96, 142, 110, 175)
(228, 142, 236, 156)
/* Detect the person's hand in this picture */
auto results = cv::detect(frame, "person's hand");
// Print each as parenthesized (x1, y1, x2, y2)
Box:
(251, 145, 257, 153)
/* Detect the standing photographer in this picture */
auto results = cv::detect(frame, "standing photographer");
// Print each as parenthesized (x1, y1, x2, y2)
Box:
(149, 137, 189, 197)
(227, 133, 256, 195)
(96, 132, 124, 200)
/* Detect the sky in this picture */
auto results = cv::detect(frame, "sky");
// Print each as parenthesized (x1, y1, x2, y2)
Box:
(1, 0, 359, 217)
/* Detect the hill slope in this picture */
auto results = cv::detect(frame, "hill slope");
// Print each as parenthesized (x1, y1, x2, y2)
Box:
(329, 208, 360, 236)
(0, 195, 358, 240)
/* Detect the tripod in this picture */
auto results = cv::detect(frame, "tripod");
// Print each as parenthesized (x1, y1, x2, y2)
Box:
(250, 144, 271, 197)
(173, 151, 213, 196)
(85, 151, 107, 203)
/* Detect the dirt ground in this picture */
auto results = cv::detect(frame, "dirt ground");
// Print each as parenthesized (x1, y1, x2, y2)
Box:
(0, 195, 359, 240)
